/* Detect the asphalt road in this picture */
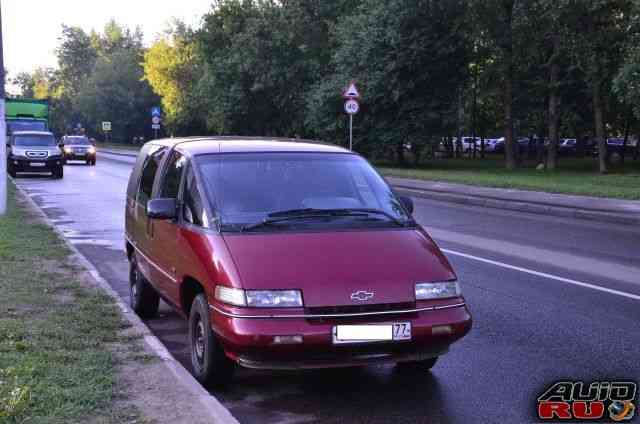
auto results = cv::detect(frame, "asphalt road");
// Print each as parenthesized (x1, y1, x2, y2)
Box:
(13, 153, 640, 424)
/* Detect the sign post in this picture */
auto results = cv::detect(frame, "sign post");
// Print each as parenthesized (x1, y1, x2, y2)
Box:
(342, 81, 361, 151)
(102, 121, 111, 143)
(0, 5, 6, 215)
(151, 107, 162, 139)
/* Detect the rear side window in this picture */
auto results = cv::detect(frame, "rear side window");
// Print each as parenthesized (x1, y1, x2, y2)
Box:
(160, 151, 186, 198)
(127, 144, 152, 199)
(137, 146, 167, 207)
(183, 167, 206, 227)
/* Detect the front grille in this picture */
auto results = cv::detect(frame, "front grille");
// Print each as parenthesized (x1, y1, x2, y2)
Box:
(26, 151, 48, 158)
(305, 302, 416, 316)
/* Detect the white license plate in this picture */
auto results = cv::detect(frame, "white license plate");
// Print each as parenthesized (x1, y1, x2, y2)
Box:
(29, 162, 46, 167)
(332, 322, 411, 344)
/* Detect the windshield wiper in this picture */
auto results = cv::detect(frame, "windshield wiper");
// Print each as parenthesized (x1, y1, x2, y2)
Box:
(241, 208, 408, 231)
(241, 212, 342, 232)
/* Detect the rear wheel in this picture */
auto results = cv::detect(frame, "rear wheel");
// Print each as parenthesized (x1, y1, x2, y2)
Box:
(396, 356, 438, 372)
(129, 257, 159, 318)
(189, 294, 234, 387)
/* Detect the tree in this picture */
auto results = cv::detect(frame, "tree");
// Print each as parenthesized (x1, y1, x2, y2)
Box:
(571, 0, 634, 173)
(76, 49, 158, 141)
(12, 72, 35, 98)
(144, 22, 205, 135)
(307, 0, 468, 163)
(56, 25, 98, 96)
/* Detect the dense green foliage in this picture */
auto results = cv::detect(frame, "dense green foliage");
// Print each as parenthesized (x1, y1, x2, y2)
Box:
(12, 1, 640, 172)
(12, 21, 159, 142)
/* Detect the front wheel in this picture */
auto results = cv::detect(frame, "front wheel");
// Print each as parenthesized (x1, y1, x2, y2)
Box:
(8, 164, 17, 178)
(129, 258, 159, 318)
(53, 166, 64, 179)
(189, 294, 234, 387)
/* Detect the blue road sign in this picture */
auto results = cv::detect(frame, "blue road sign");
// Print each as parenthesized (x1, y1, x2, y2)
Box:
(151, 107, 162, 117)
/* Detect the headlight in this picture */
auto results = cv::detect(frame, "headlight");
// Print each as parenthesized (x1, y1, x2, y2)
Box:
(64, 147, 72, 153)
(214, 286, 304, 308)
(88, 146, 96, 154)
(415, 281, 461, 300)
(214, 286, 246, 306)
(246, 290, 303, 308)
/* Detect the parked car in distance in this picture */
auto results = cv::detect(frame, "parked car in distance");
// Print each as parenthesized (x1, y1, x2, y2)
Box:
(475, 138, 497, 152)
(61, 135, 97, 165)
(558, 138, 577, 155)
(6, 131, 64, 179)
(125, 137, 472, 386)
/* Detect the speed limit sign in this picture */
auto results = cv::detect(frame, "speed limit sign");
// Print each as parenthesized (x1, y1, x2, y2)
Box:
(344, 99, 360, 115)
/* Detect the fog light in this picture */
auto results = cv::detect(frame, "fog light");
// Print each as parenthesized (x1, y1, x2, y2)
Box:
(431, 325, 453, 335)
(13, 161, 18, 165)
(272, 335, 303, 345)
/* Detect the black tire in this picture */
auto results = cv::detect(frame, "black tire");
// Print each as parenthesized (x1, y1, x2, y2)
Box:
(189, 294, 234, 387)
(8, 164, 17, 178)
(91, 158, 97, 166)
(129, 257, 160, 318)
(86, 159, 91, 165)
(396, 356, 438, 372)
(53, 166, 64, 179)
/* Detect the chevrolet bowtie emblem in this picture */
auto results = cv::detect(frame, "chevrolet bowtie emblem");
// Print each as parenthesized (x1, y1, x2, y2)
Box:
(351, 290, 374, 302)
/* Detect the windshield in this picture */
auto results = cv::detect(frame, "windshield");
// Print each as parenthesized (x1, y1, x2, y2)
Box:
(196, 153, 411, 231)
(13, 135, 56, 147)
(8, 121, 47, 133)
(64, 137, 90, 145)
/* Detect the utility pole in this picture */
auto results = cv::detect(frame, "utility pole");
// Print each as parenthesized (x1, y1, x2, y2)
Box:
(0, 0, 7, 215)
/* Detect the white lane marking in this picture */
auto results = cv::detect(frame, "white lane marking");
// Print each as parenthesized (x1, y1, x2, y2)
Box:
(442, 248, 640, 301)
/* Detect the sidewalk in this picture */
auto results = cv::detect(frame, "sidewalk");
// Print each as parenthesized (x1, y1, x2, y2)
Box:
(100, 147, 640, 225)
(388, 177, 640, 225)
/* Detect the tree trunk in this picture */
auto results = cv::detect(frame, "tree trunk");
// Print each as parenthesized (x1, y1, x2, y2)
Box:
(396, 140, 406, 166)
(621, 111, 630, 165)
(502, 1, 517, 170)
(504, 75, 516, 169)
(593, 82, 607, 174)
(546, 36, 561, 171)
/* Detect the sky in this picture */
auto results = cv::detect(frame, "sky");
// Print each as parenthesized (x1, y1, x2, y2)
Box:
(2, 0, 213, 87)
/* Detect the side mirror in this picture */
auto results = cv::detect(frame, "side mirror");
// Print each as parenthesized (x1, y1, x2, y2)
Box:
(399, 195, 414, 215)
(146, 198, 177, 220)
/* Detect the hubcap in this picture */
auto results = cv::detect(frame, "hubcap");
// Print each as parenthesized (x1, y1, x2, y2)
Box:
(194, 317, 205, 362)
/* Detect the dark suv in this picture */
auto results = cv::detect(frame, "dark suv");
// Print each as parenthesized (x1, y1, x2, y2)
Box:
(125, 137, 472, 387)
(6, 131, 64, 179)
(61, 135, 97, 165)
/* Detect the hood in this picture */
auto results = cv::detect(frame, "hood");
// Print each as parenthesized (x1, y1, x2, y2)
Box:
(223, 229, 455, 307)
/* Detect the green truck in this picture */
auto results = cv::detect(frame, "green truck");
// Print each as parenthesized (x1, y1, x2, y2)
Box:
(5, 98, 49, 134)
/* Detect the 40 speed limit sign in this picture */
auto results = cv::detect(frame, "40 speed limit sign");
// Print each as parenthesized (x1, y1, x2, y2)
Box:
(344, 99, 360, 115)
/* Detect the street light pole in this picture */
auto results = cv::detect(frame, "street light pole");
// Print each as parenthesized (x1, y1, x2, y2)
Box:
(0, 0, 7, 215)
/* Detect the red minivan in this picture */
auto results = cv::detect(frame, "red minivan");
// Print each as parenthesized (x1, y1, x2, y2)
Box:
(125, 137, 472, 386)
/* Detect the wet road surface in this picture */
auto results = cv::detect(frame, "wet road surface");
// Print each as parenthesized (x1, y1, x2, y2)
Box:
(13, 154, 640, 424)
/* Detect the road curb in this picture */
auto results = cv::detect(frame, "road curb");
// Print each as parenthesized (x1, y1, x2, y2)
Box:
(11, 179, 239, 424)
(393, 186, 640, 226)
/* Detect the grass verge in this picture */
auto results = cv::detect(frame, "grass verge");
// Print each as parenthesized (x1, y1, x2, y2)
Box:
(379, 157, 640, 200)
(0, 182, 143, 423)
(97, 142, 142, 152)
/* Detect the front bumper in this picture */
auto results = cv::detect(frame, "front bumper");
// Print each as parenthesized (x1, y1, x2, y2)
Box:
(210, 300, 472, 369)
(64, 152, 96, 161)
(9, 157, 63, 172)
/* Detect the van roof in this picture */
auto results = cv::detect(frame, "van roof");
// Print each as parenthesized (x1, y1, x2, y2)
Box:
(148, 136, 351, 155)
